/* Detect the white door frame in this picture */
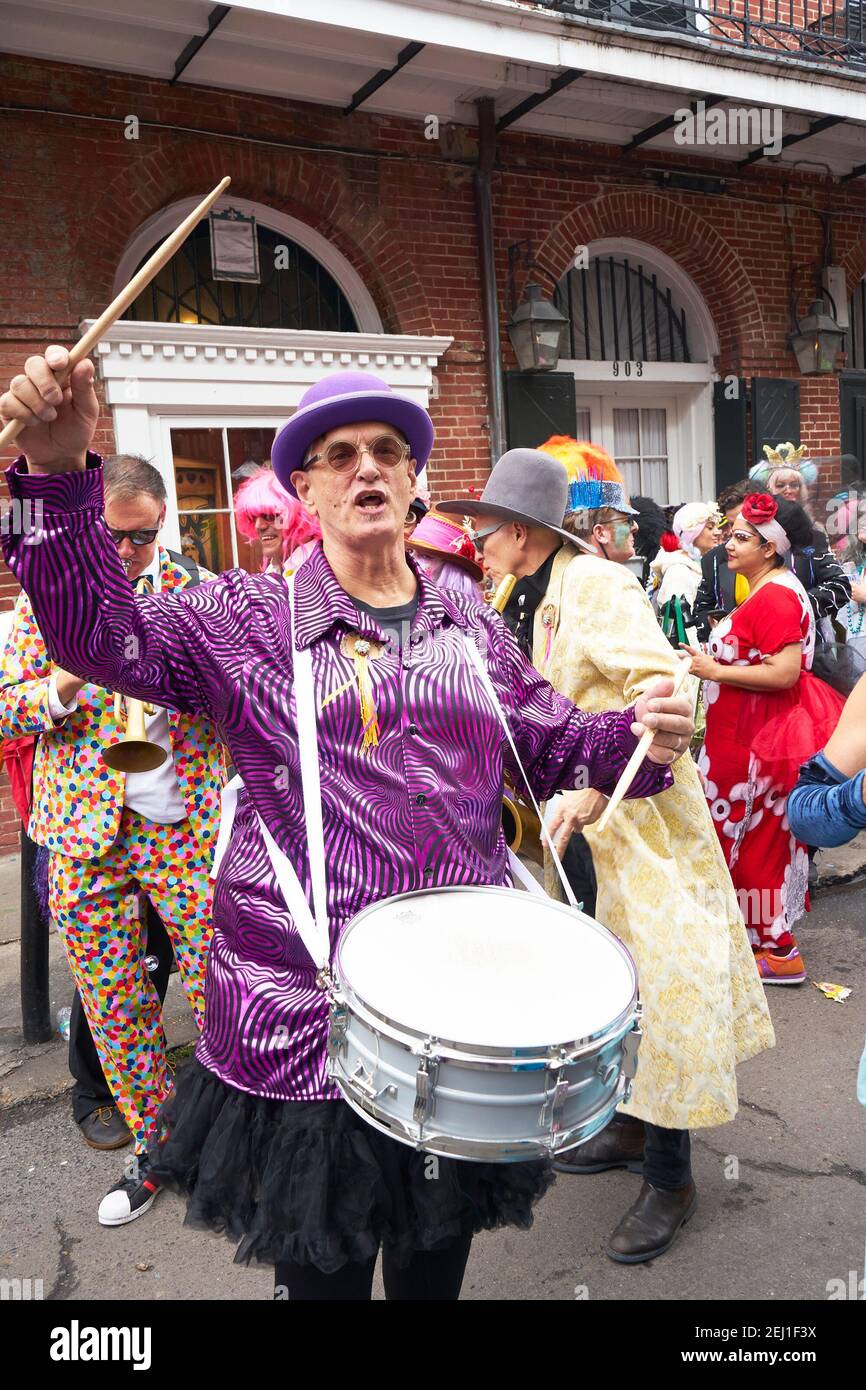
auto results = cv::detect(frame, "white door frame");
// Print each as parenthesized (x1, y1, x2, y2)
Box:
(562, 236, 719, 500)
(568, 363, 716, 502)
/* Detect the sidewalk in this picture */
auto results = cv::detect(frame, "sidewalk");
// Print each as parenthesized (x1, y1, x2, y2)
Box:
(2, 832, 866, 1111)
(0, 852, 197, 1111)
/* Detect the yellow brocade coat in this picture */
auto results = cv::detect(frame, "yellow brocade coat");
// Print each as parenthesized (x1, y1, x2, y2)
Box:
(536, 547, 774, 1129)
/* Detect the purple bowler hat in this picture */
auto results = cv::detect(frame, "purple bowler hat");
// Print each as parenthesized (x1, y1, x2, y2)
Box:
(271, 370, 435, 497)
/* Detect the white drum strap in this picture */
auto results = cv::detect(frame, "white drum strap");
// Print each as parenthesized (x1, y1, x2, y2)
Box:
(287, 573, 332, 973)
(461, 634, 579, 911)
(209, 773, 325, 969)
(506, 847, 547, 898)
(208, 579, 331, 975)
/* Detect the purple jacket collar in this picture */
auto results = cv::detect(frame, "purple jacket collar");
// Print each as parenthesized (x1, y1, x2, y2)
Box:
(291, 542, 470, 649)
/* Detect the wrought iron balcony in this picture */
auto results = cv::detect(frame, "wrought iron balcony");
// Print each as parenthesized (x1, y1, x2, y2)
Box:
(528, 0, 866, 71)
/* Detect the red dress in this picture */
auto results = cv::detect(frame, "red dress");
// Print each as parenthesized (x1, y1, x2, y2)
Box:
(697, 572, 844, 950)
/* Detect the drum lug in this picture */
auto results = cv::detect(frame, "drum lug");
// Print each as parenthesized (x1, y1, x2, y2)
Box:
(413, 1043, 439, 1127)
(540, 1076, 570, 1134)
(621, 1011, 643, 1082)
(316, 964, 335, 993)
(327, 995, 349, 1063)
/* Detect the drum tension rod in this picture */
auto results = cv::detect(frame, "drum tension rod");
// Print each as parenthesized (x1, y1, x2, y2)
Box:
(413, 1041, 439, 1127)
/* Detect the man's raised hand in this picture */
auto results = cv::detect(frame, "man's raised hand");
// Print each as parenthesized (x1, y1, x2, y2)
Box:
(0, 346, 98, 472)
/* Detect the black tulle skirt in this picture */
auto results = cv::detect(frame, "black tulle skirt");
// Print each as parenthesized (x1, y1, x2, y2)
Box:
(149, 1058, 555, 1275)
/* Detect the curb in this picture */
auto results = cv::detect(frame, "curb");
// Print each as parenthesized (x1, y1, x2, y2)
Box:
(0, 1035, 197, 1115)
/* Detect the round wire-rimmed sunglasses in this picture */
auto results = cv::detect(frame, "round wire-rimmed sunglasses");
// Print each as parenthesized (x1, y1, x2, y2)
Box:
(303, 435, 410, 474)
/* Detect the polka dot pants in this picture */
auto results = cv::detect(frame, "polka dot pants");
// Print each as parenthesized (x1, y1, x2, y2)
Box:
(49, 811, 214, 1154)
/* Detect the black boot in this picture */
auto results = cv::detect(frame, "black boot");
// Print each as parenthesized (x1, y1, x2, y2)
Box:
(606, 1180, 698, 1263)
(553, 1114, 645, 1175)
(78, 1105, 132, 1151)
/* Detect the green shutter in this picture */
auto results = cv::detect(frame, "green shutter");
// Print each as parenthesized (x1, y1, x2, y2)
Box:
(752, 378, 801, 464)
(505, 372, 577, 449)
(713, 378, 747, 493)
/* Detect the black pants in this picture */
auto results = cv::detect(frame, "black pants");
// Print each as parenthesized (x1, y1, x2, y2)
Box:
(562, 832, 597, 918)
(643, 1123, 691, 1191)
(69, 896, 174, 1123)
(274, 1232, 473, 1302)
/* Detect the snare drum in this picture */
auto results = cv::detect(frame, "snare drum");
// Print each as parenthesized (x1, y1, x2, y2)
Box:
(328, 886, 641, 1163)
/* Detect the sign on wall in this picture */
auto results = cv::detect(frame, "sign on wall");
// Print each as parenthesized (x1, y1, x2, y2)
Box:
(209, 208, 260, 283)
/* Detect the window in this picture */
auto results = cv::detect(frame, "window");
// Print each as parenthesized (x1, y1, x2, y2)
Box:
(571, 396, 675, 504)
(170, 425, 279, 575)
(573, 0, 696, 32)
(129, 223, 359, 332)
(611, 407, 671, 504)
(555, 256, 692, 362)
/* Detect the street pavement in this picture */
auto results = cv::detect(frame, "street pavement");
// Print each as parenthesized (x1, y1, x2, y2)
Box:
(1, 876, 864, 1302)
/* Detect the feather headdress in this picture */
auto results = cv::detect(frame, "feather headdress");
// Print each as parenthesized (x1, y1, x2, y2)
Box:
(538, 436, 637, 516)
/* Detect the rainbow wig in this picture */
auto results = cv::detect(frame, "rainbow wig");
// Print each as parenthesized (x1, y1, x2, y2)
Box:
(234, 466, 321, 570)
(538, 437, 636, 515)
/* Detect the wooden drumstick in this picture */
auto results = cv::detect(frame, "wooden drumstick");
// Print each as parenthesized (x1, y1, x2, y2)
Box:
(0, 176, 231, 450)
(594, 656, 693, 833)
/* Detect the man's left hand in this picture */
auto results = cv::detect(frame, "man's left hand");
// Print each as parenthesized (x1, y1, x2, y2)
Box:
(632, 676, 694, 766)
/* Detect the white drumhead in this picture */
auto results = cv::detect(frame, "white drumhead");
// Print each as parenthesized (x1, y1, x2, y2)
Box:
(338, 888, 636, 1048)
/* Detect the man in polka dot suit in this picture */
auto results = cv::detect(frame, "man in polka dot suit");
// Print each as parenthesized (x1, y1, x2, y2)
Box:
(0, 454, 226, 1225)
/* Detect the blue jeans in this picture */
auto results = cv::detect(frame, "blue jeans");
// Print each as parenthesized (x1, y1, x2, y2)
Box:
(786, 751, 866, 848)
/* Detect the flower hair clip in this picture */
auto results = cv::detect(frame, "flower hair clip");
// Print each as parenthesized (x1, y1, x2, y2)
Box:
(741, 493, 779, 526)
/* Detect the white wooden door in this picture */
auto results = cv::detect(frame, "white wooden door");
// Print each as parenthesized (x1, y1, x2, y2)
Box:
(571, 395, 678, 506)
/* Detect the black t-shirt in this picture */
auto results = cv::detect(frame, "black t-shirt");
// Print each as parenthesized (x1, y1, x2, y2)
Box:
(353, 594, 420, 656)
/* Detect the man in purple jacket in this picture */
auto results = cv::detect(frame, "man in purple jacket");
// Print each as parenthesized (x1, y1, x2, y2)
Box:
(1, 348, 692, 1301)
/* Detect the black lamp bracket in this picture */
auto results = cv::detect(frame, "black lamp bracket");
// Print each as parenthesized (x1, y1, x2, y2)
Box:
(507, 240, 556, 314)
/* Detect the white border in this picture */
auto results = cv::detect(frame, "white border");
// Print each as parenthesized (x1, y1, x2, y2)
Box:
(575, 238, 719, 363)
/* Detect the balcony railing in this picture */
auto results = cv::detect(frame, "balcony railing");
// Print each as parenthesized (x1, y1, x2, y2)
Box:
(529, 0, 866, 70)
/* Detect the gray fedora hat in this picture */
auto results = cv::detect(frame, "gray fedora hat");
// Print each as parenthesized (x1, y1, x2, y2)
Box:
(439, 448, 592, 552)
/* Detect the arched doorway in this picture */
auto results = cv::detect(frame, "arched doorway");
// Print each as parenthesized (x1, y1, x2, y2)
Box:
(113, 196, 383, 333)
(554, 239, 719, 505)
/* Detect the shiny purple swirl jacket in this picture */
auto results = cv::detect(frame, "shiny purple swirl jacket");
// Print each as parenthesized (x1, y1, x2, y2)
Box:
(3, 456, 670, 1101)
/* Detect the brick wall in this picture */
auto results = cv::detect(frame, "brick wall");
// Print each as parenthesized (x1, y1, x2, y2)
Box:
(2, 53, 866, 847)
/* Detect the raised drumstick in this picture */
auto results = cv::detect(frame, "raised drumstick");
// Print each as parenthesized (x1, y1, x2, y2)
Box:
(0, 176, 231, 450)
(594, 656, 693, 833)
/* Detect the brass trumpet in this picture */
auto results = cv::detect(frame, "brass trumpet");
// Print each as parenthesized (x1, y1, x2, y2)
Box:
(104, 691, 168, 773)
(487, 573, 516, 612)
(501, 793, 544, 864)
(487, 572, 543, 863)
(102, 576, 168, 774)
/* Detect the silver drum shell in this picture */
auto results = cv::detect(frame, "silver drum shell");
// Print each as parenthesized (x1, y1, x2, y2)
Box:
(327, 886, 641, 1164)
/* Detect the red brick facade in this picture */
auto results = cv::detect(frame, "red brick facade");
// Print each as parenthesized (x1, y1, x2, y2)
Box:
(2, 51, 866, 849)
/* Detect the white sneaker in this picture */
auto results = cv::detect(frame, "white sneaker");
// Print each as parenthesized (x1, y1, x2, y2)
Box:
(98, 1157, 162, 1227)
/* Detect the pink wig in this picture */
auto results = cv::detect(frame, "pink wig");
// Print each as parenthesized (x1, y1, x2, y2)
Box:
(233, 467, 321, 569)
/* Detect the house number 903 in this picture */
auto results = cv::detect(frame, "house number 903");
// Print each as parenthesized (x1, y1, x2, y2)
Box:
(611, 361, 644, 377)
